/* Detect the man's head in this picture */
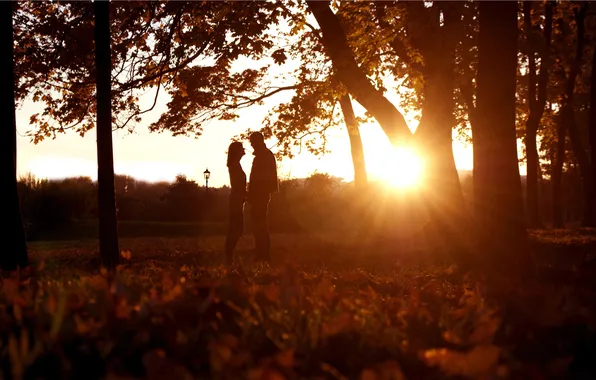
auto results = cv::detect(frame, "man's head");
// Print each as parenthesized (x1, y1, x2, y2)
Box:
(249, 132, 266, 150)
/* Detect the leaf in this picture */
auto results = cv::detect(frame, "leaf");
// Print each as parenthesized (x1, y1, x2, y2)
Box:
(322, 312, 352, 337)
(120, 250, 132, 260)
(209, 341, 233, 373)
(421, 345, 501, 379)
(314, 278, 335, 302)
(248, 368, 286, 380)
(75, 314, 103, 335)
(360, 361, 406, 380)
(115, 297, 131, 319)
(376, 360, 405, 380)
(271, 48, 287, 65)
(50, 292, 67, 340)
(275, 349, 295, 369)
(262, 283, 280, 303)
(1, 278, 19, 303)
(359, 369, 378, 380)
(83, 275, 109, 291)
(163, 285, 182, 302)
(142, 349, 167, 375)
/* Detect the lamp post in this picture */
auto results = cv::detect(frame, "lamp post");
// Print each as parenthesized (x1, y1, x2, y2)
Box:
(203, 168, 210, 196)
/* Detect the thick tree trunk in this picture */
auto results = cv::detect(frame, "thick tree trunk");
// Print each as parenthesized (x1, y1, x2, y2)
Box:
(1, 1, 29, 272)
(416, 65, 466, 226)
(568, 118, 595, 226)
(338, 94, 367, 189)
(94, 0, 120, 270)
(566, 5, 594, 227)
(306, 0, 411, 145)
(590, 23, 596, 225)
(474, 1, 527, 265)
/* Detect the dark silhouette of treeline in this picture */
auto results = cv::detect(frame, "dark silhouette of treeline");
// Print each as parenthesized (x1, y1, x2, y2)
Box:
(17, 173, 336, 240)
(18, 171, 587, 242)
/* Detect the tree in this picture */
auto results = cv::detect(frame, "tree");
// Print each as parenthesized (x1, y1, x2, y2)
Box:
(551, 3, 590, 228)
(305, 1, 471, 256)
(522, 1, 553, 228)
(338, 94, 367, 189)
(14, 1, 285, 142)
(590, 16, 596, 225)
(305, 1, 410, 144)
(94, 0, 119, 270)
(164, 175, 201, 222)
(565, 4, 594, 227)
(1, 1, 29, 272)
(474, 1, 527, 266)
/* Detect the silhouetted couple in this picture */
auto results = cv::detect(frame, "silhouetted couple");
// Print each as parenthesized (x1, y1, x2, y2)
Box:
(225, 132, 278, 264)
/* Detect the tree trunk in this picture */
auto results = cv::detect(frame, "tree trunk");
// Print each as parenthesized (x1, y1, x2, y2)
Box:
(416, 64, 467, 228)
(1, 1, 29, 272)
(564, 5, 594, 227)
(568, 118, 595, 226)
(589, 20, 596, 226)
(553, 4, 588, 228)
(94, 0, 120, 270)
(552, 109, 567, 228)
(338, 94, 367, 189)
(474, 1, 527, 266)
(523, 1, 539, 228)
(523, 1, 553, 228)
(526, 117, 541, 227)
(306, 0, 411, 144)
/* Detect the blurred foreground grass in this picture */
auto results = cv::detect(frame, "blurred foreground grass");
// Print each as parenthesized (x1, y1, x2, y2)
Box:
(1, 230, 595, 379)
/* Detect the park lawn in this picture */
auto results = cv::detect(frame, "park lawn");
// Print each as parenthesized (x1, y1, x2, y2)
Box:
(26, 220, 227, 242)
(2, 231, 596, 379)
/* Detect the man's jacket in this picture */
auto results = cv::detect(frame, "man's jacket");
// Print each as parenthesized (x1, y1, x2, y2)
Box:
(249, 147, 278, 195)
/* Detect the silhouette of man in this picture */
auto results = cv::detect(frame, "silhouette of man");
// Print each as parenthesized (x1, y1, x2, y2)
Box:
(248, 132, 278, 262)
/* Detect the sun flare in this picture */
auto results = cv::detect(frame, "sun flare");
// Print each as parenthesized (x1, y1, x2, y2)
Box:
(382, 146, 424, 189)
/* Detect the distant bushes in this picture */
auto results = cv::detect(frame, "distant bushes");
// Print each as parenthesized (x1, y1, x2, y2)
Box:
(17, 173, 371, 241)
(18, 175, 97, 239)
(17, 171, 584, 241)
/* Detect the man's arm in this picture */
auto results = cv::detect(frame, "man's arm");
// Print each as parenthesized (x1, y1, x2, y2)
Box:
(267, 152, 278, 193)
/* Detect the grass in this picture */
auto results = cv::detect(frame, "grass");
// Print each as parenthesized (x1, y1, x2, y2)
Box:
(25, 220, 227, 241)
(2, 230, 596, 379)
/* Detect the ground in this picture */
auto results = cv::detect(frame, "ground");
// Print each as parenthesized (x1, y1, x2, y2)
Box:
(1, 230, 596, 379)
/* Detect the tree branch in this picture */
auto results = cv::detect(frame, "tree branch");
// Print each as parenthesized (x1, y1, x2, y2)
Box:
(306, 0, 411, 144)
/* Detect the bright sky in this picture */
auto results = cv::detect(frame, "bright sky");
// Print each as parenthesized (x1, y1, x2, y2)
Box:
(16, 86, 479, 188)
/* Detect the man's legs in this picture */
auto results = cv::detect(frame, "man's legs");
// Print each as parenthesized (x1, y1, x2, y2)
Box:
(251, 193, 271, 261)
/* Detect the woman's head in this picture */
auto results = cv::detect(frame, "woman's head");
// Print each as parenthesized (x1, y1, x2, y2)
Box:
(227, 141, 245, 166)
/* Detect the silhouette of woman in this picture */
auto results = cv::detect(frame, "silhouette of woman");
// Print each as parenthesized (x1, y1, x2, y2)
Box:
(225, 141, 246, 264)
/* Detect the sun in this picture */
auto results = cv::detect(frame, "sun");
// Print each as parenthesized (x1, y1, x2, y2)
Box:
(382, 146, 424, 189)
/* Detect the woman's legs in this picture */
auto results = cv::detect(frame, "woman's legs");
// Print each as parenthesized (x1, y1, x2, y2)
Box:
(225, 199, 244, 264)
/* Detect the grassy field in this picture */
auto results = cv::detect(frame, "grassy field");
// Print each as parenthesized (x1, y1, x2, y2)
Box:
(2, 230, 596, 379)
(25, 220, 228, 241)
